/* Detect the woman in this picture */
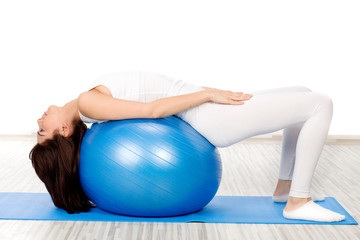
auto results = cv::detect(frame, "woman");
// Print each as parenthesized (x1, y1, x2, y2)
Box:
(30, 71, 345, 222)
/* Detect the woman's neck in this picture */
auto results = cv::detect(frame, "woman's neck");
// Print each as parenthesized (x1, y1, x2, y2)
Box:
(63, 99, 80, 122)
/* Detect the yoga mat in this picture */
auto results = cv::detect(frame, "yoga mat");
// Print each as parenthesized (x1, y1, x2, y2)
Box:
(0, 193, 357, 225)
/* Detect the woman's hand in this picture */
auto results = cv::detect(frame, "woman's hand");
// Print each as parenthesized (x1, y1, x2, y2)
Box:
(202, 86, 253, 105)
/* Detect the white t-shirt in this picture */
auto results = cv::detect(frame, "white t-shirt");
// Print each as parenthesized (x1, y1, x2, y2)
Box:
(79, 71, 202, 123)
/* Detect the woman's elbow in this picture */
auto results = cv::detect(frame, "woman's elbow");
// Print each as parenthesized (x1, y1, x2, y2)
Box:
(149, 108, 163, 119)
(147, 103, 164, 119)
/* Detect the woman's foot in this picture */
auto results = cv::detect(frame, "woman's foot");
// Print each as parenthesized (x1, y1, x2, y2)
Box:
(283, 197, 345, 222)
(273, 180, 345, 222)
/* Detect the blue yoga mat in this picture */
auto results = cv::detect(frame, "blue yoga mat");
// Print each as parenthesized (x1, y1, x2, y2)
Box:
(0, 193, 357, 225)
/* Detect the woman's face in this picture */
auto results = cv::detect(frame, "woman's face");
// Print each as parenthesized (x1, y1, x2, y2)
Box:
(37, 105, 62, 144)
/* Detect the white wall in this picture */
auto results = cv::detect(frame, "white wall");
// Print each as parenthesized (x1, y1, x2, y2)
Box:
(1, 0, 359, 135)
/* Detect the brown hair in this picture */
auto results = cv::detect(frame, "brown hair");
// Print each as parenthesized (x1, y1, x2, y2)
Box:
(29, 120, 95, 213)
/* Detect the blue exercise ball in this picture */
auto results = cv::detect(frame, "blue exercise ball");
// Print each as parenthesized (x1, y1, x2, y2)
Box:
(79, 116, 222, 217)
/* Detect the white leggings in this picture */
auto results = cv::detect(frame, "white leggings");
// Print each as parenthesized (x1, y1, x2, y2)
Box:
(180, 86, 333, 198)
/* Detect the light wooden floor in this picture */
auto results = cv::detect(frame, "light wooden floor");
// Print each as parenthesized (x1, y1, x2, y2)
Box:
(0, 136, 359, 240)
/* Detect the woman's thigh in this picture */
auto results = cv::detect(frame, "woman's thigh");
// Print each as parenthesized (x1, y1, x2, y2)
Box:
(182, 87, 330, 147)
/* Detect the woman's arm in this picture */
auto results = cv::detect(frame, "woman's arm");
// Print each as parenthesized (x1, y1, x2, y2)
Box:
(151, 87, 252, 118)
(77, 87, 251, 120)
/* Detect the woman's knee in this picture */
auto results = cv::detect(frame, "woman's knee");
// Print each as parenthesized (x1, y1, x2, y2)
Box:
(313, 93, 333, 117)
(321, 94, 333, 111)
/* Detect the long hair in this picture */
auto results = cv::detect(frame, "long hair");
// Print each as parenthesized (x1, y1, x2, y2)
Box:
(29, 120, 94, 213)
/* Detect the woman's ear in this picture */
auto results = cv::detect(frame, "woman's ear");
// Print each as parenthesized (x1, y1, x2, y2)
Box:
(61, 123, 70, 137)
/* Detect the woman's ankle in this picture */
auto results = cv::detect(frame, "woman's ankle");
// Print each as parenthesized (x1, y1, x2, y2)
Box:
(285, 196, 312, 211)
(273, 179, 292, 196)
